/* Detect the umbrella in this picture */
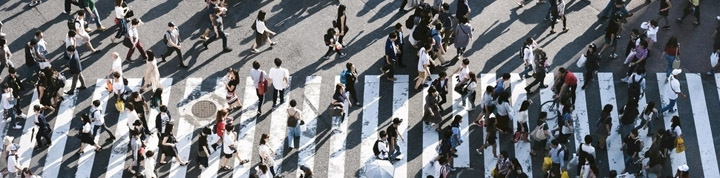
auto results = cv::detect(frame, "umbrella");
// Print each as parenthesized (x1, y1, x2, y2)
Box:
(363, 160, 395, 178)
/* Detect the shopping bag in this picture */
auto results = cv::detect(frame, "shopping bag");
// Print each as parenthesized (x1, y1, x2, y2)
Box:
(672, 58, 681, 69)
(561, 170, 570, 178)
(115, 99, 124, 112)
(106, 79, 114, 93)
(676, 136, 685, 153)
(542, 156, 552, 172)
(491, 167, 497, 177)
(711, 52, 719, 67)
(576, 54, 587, 68)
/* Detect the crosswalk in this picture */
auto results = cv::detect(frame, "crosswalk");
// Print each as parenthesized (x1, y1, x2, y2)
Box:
(3, 72, 720, 177)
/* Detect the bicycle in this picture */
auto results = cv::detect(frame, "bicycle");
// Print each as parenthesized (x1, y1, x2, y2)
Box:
(540, 98, 561, 120)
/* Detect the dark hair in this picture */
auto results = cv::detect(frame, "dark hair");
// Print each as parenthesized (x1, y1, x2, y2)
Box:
(551, 139, 558, 145)
(442, 3, 450, 11)
(452, 115, 462, 125)
(81, 113, 91, 123)
(131, 18, 140, 25)
(160, 105, 168, 113)
(146, 150, 154, 157)
(93, 100, 101, 107)
(274, 58, 282, 67)
(146, 50, 154, 61)
(602, 104, 613, 118)
(153, 87, 163, 98)
(640, 39, 649, 48)
(8, 67, 15, 74)
(434, 22, 442, 31)
(644, 102, 655, 115)
(346, 62, 353, 70)
(257, 10, 266, 21)
(439, 71, 447, 78)
(0, 38, 6, 46)
(290, 99, 297, 107)
(586, 43, 597, 56)
(468, 72, 477, 83)
(462, 59, 470, 65)
(485, 86, 494, 93)
(66, 46, 76, 52)
(115, 0, 123, 6)
(394, 23, 402, 30)
(650, 20, 658, 27)
(77, 10, 85, 16)
(500, 151, 509, 158)
(539, 112, 547, 119)
(671, 116, 681, 129)
(35, 30, 43, 37)
(458, 16, 468, 24)
(260, 133, 269, 145)
(438, 156, 448, 165)
(379, 130, 387, 138)
(334, 83, 344, 94)
(631, 28, 640, 35)
(337, 4, 346, 18)
(498, 92, 510, 104)
(520, 100, 530, 112)
(258, 164, 268, 173)
(502, 73, 511, 80)
(225, 123, 234, 131)
(666, 36, 679, 48)
(68, 30, 77, 37)
(631, 128, 639, 136)
(584, 135, 593, 144)
(389, 32, 397, 39)
(253, 61, 260, 69)
(33, 105, 42, 112)
(29, 38, 37, 46)
(113, 71, 121, 79)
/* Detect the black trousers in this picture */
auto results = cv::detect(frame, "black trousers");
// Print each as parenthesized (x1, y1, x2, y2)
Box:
(162, 46, 184, 64)
(583, 70, 595, 87)
(324, 46, 342, 57)
(65, 0, 79, 13)
(272, 88, 285, 106)
(400, 0, 408, 10)
(346, 85, 359, 104)
(36, 129, 52, 146)
(256, 88, 265, 112)
(94, 124, 116, 139)
(137, 113, 151, 134)
(382, 60, 396, 77)
(525, 73, 546, 91)
(204, 32, 228, 49)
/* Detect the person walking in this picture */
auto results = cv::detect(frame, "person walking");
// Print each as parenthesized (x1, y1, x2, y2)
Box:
(33, 30, 48, 67)
(197, 127, 212, 169)
(456, 0, 470, 19)
(676, 0, 700, 25)
(64, 46, 87, 95)
(223, 68, 242, 111)
(200, 0, 223, 40)
(423, 87, 442, 132)
(656, 0, 672, 29)
(64, 0, 81, 14)
(514, 101, 530, 142)
(636, 102, 658, 136)
(322, 28, 347, 59)
(341, 62, 360, 106)
(449, 58, 471, 83)
(595, 104, 613, 150)
(519, 38, 537, 79)
(158, 123, 188, 166)
(525, 49, 548, 95)
(250, 61, 268, 115)
(219, 120, 248, 170)
(549, 0, 568, 34)
(25, 39, 40, 81)
(268, 58, 289, 107)
(449, 116, 463, 157)
(430, 23, 449, 66)
(461, 72, 477, 110)
(599, 17, 622, 59)
(381, 32, 399, 81)
(286, 99, 301, 150)
(530, 112, 549, 156)
(644, 134, 666, 178)
(478, 117, 498, 158)
(661, 37, 680, 77)
(126, 18, 148, 61)
(70, 11, 99, 53)
(414, 42, 433, 91)
(492, 151, 511, 177)
(432, 71, 449, 110)
(90, 100, 116, 142)
(140, 50, 160, 93)
(373, 131, 390, 160)
(0, 38, 12, 72)
(438, 3, 453, 53)
(6, 143, 21, 178)
(660, 69, 686, 115)
(393, 23, 407, 67)
(622, 129, 643, 175)
(258, 133, 277, 176)
(203, 7, 232, 52)
(334, 5, 349, 46)
(577, 135, 596, 173)
(154, 105, 171, 136)
(5, 68, 24, 118)
(548, 139, 566, 178)
(250, 10, 277, 53)
(386, 118, 404, 161)
(111, 0, 129, 43)
(160, 22, 186, 68)
(77, 113, 101, 155)
(454, 17, 473, 59)
(82, 0, 106, 32)
(32, 105, 52, 148)
(582, 44, 600, 89)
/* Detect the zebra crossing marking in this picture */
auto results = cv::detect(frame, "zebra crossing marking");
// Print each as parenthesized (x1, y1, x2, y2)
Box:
(104, 79, 142, 178)
(268, 77, 292, 176)
(598, 73, 625, 172)
(421, 74, 440, 178)
(511, 74, 533, 177)
(359, 75, 380, 175)
(688, 74, 720, 176)
(451, 74, 471, 168)
(656, 74, 687, 173)
(229, 77, 260, 178)
(480, 73, 498, 177)
(76, 79, 114, 178)
(17, 87, 41, 169)
(42, 79, 77, 178)
(392, 75, 409, 178)
(296, 76, 321, 178)
(327, 76, 349, 178)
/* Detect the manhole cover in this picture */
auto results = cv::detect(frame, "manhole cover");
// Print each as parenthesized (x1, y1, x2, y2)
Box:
(191, 100, 217, 118)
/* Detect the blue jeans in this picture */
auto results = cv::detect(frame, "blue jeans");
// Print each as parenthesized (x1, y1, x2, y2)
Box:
(25, 64, 39, 82)
(114, 18, 127, 39)
(661, 98, 677, 113)
(389, 139, 401, 160)
(665, 54, 676, 77)
(461, 92, 476, 108)
(601, 2, 629, 18)
(634, 118, 654, 135)
(85, 8, 103, 28)
(519, 65, 533, 77)
(619, 122, 634, 138)
(287, 126, 300, 148)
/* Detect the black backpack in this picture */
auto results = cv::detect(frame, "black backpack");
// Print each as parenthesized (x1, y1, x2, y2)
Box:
(372, 139, 382, 156)
(251, 21, 257, 31)
(68, 16, 79, 31)
(519, 46, 529, 59)
(557, 146, 570, 161)
(324, 33, 333, 46)
(404, 15, 415, 30)
(628, 76, 643, 98)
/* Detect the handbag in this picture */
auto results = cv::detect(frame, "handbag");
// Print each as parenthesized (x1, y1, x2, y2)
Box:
(454, 83, 468, 95)
(675, 136, 685, 153)
(115, 99, 124, 112)
(257, 72, 269, 95)
(711, 52, 719, 67)
(576, 54, 587, 68)
(542, 156, 552, 172)
(531, 123, 548, 140)
(672, 58, 681, 69)
(106, 79, 113, 93)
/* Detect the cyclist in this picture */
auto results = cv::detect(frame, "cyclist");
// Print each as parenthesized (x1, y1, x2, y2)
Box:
(552, 67, 577, 108)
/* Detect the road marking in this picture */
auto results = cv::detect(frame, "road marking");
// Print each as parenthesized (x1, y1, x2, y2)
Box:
(511, 74, 533, 177)
(421, 75, 440, 177)
(327, 76, 349, 178)
(450, 74, 471, 168)
(17, 84, 41, 169)
(688, 74, 719, 176)
(228, 77, 261, 178)
(267, 77, 292, 176)
(358, 75, 380, 176)
(296, 76, 321, 177)
(41, 79, 77, 178)
(392, 75, 409, 178)
(571, 73, 590, 153)
(597, 73, 625, 172)
(656, 74, 687, 172)
(76, 79, 113, 178)
(104, 79, 142, 178)
(481, 73, 498, 177)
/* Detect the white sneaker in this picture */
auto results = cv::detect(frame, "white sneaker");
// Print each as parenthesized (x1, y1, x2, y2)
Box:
(717, 16, 720, 21)
(19, 113, 27, 118)
(13, 125, 22, 129)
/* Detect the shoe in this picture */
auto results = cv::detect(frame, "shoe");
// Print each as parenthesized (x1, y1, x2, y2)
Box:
(270, 42, 278, 46)
(65, 91, 74, 95)
(355, 102, 361, 106)
(180, 64, 189, 68)
(610, 53, 618, 59)
(476, 148, 483, 155)
(62, 10, 68, 14)
(29, 1, 38, 7)
(549, 30, 556, 34)
(523, 74, 532, 79)
(78, 86, 87, 90)
(676, 18, 682, 22)
(223, 48, 233, 52)
(616, 35, 621, 39)
(581, 85, 587, 90)
(97, 26, 107, 32)
(339, 53, 347, 58)
(13, 125, 21, 129)
(200, 36, 208, 40)
(399, 9, 408, 13)
(84, 28, 92, 33)
(626, 13, 633, 17)
(707, 71, 714, 76)
(202, 43, 208, 49)
(421, 84, 429, 88)
(540, 85, 548, 88)
(562, 28, 569, 32)
(380, 68, 387, 75)
(387, 77, 397, 81)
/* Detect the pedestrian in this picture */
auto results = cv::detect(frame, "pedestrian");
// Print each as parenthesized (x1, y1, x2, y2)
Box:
(5, 68, 23, 116)
(331, 83, 349, 128)
(250, 61, 268, 115)
(150, 88, 163, 108)
(519, 38, 537, 79)
(423, 87, 442, 132)
(386, 118, 404, 161)
(141, 50, 160, 93)
(661, 37, 680, 77)
(64, 0, 80, 14)
(600, 0, 631, 19)
(622, 41, 648, 81)
(129, 92, 151, 135)
(454, 17, 473, 59)
(438, 4, 453, 55)
(25, 39, 39, 82)
(381, 32, 399, 81)
(655, 0, 672, 29)
(477, 117, 497, 158)
(108, 52, 123, 78)
(507, 158, 528, 178)
(0, 38, 12, 72)
(33, 105, 52, 148)
(215, 109, 228, 141)
(224, 68, 242, 111)
(90, 100, 116, 142)
(643, 20, 659, 49)
(144, 151, 157, 178)
(530, 112, 549, 156)
(6, 143, 20, 178)
(200, 0, 222, 40)
(70, 11, 99, 53)
(599, 17, 622, 59)
(621, 129, 642, 175)
(513, 101, 530, 142)
(708, 27, 720, 75)
(110, 72, 124, 99)
(431, 71, 449, 110)
(33, 30, 48, 66)
(456, 0, 470, 19)
(460, 72, 477, 110)
(555, 105, 573, 147)
(577, 135, 596, 173)
(197, 127, 212, 169)
(492, 151, 511, 177)
(553, 68, 577, 107)
(373, 131, 390, 160)
(341, 62, 360, 106)
(669, 116, 682, 144)
(250, 10, 276, 53)
(82, 0, 106, 32)
(525, 48, 548, 95)
(160, 22, 186, 68)
(3, 87, 20, 128)
(322, 28, 347, 59)
(431, 23, 448, 66)
(495, 92, 513, 134)
(255, 164, 272, 178)
(268, 58, 290, 107)
(111, 0, 129, 43)
(220, 123, 249, 170)
(128, 120, 144, 174)
(644, 135, 666, 178)
(439, 130, 456, 171)
(474, 86, 494, 124)
(334, 4, 349, 45)
(415, 42, 433, 91)
(155, 105, 171, 136)
(619, 101, 639, 137)
(158, 123, 188, 166)
(393, 23, 407, 67)
(548, 139, 565, 178)
(493, 73, 511, 99)
(258, 133, 277, 176)
(636, 102, 658, 136)
(580, 155, 599, 178)
(675, 164, 690, 178)
(449, 115, 462, 156)
(676, 0, 700, 25)
(582, 44, 600, 89)
(286, 99, 301, 150)
(660, 69, 686, 115)
(77, 113, 101, 155)
(21, 168, 40, 178)
(549, 0, 568, 34)
(126, 18, 148, 61)
(431, 156, 450, 178)
(595, 104, 613, 150)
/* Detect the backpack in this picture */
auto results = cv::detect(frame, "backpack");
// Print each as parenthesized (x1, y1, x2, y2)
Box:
(557, 146, 570, 161)
(494, 80, 506, 94)
(340, 70, 350, 85)
(68, 16, 79, 31)
(162, 31, 170, 44)
(88, 108, 100, 121)
(519, 46, 529, 59)
(251, 21, 257, 31)
(56, 75, 66, 88)
(372, 139, 382, 156)
(324, 33, 333, 46)
(628, 76, 643, 98)
(404, 15, 415, 29)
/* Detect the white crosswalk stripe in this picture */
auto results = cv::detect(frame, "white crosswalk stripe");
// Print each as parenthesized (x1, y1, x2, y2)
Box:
(14, 73, 720, 177)
(481, 73, 498, 177)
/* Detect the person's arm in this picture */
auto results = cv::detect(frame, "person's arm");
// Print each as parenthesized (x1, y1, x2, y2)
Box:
(662, 0, 672, 11)
(557, 84, 568, 99)
(162, 136, 173, 146)
(340, 15, 346, 36)
(166, 32, 179, 48)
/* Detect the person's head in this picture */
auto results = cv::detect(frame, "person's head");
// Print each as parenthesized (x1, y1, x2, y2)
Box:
(112, 71, 121, 79)
(257, 10, 266, 21)
(68, 30, 77, 38)
(35, 30, 44, 39)
(392, 118, 402, 126)
(389, 32, 397, 41)
(558, 67, 568, 75)
(550, 139, 559, 148)
(524, 37, 534, 46)
(379, 130, 387, 140)
(146, 150, 154, 158)
(502, 73, 511, 80)
(666, 36, 679, 48)
(346, 62, 355, 71)
(289, 99, 297, 108)
(146, 50, 155, 61)
(260, 133, 270, 145)
(442, 3, 450, 12)
(639, 39, 648, 49)
(500, 151, 509, 159)
(225, 123, 234, 131)
(115, 0, 124, 6)
(274, 58, 282, 67)
(202, 127, 212, 135)
(327, 28, 337, 36)
(458, 16, 469, 24)
(424, 39, 433, 49)
(111, 52, 120, 60)
(0, 38, 6, 46)
(498, 91, 510, 104)
(216, 109, 228, 122)
(66, 46, 76, 53)
(520, 100, 530, 112)
(428, 86, 437, 94)
(91, 100, 101, 108)
(438, 156, 448, 165)
(650, 20, 658, 27)
(468, 72, 477, 83)
(603, 104, 614, 114)
(452, 115, 462, 125)
(252, 61, 261, 70)
(258, 164, 268, 173)
(631, 28, 640, 38)
(394, 23, 403, 32)
(644, 102, 655, 114)
(671, 116, 681, 125)
(160, 105, 168, 113)
(630, 128, 639, 137)
(434, 22, 443, 31)
(77, 10, 85, 17)
(584, 135, 593, 144)
(439, 71, 447, 79)
(81, 113, 91, 123)
(8, 67, 16, 77)
(462, 58, 470, 66)
(563, 104, 574, 114)
(126, 102, 135, 111)
(614, 0, 624, 6)
(33, 105, 42, 114)
(612, 16, 621, 24)
(164, 123, 174, 133)
(338, 4, 346, 16)
(214, 7, 224, 15)
(586, 43, 597, 55)
(131, 18, 140, 26)
(334, 83, 344, 94)
(167, 21, 176, 31)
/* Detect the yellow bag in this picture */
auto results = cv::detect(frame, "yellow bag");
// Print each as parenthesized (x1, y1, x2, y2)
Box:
(115, 100, 124, 112)
(561, 171, 569, 178)
(490, 167, 496, 177)
(542, 156, 552, 172)
(676, 136, 685, 153)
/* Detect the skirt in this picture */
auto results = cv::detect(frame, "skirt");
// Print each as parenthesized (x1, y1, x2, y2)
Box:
(163, 145, 179, 157)
(79, 133, 95, 145)
(255, 32, 268, 46)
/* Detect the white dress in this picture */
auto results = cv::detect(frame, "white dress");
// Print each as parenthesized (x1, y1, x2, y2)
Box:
(143, 59, 161, 90)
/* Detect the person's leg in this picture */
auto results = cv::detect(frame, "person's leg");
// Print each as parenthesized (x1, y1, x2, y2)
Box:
(79, 73, 86, 87)
(693, 6, 700, 23)
(256, 90, 263, 112)
(400, 0, 408, 11)
(347, 86, 358, 104)
(600, 0, 614, 17)
(666, 54, 675, 77)
(279, 89, 285, 104)
(35, 131, 43, 146)
(68, 74, 79, 93)
(220, 32, 229, 49)
(661, 98, 676, 112)
(175, 47, 184, 61)
(203, 34, 218, 48)
(137, 42, 147, 59)
(127, 45, 137, 61)
(287, 127, 295, 148)
(324, 46, 335, 57)
(93, 125, 101, 138)
(161, 46, 174, 60)
(92, 8, 103, 28)
(272, 88, 279, 106)
(64, 0, 71, 13)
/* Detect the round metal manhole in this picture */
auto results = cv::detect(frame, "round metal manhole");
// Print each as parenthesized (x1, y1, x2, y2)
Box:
(191, 100, 217, 118)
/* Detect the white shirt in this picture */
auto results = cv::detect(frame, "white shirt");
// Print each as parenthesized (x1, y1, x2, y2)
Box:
(112, 58, 123, 76)
(517, 110, 528, 123)
(255, 20, 268, 34)
(646, 26, 659, 42)
(417, 48, 430, 72)
(258, 144, 275, 165)
(112, 78, 124, 96)
(495, 101, 512, 116)
(523, 45, 535, 64)
(268, 67, 289, 90)
(433, 161, 445, 178)
(376, 139, 389, 159)
(74, 19, 87, 36)
(580, 143, 596, 157)
(159, 113, 171, 133)
(222, 132, 236, 154)
(7, 153, 18, 173)
(114, 6, 125, 19)
(128, 27, 139, 43)
(481, 93, 493, 108)
(2, 93, 13, 109)
(127, 111, 139, 128)
(672, 125, 682, 136)
(458, 66, 470, 82)
(91, 107, 104, 126)
(250, 69, 266, 88)
(82, 123, 92, 133)
(665, 75, 681, 100)
(36, 38, 47, 59)
(466, 81, 477, 94)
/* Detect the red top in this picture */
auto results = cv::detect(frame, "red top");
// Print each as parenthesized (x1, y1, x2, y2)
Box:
(216, 121, 226, 138)
(564, 71, 578, 86)
(664, 47, 680, 56)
